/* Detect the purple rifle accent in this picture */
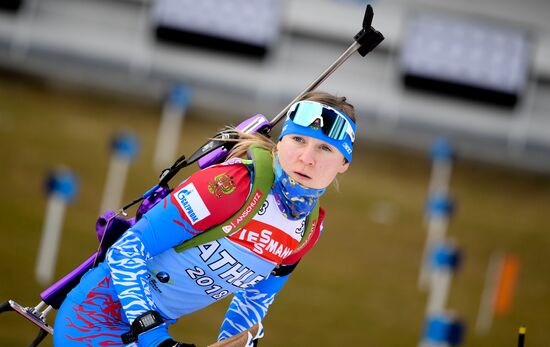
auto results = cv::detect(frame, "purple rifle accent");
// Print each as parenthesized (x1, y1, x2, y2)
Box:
(135, 185, 171, 221)
(198, 114, 270, 169)
(39, 210, 136, 309)
(39, 213, 128, 309)
(39, 253, 97, 309)
(38, 186, 171, 310)
(94, 210, 136, 250)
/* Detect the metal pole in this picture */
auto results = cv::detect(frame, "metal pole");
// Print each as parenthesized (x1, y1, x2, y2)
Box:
(269, 41, 362, 128)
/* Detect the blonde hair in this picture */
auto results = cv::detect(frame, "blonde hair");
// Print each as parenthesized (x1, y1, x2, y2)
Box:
(225, 130, 276, 160)
(226, 91, 356, 160)
(299, 91, 356, 122)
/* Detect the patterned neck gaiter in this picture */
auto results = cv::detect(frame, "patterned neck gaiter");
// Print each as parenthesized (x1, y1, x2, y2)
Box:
(272, 154, 325, 220)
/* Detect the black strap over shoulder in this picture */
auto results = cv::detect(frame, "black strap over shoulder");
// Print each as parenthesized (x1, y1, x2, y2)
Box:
(271, 261, 300, 277)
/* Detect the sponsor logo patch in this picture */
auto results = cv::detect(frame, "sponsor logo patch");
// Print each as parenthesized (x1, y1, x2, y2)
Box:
(228, 219, 299, 263)
(156, 271, 171, 283)
(208, 173, 236, 198)
(174, 183, 210, 225)
(310, 118, 322, 130)
(223, 190, 263, 231)
(343, 142, 352, 154)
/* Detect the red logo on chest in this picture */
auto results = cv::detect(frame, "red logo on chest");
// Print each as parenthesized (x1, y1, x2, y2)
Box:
(228, 219, 299, 263)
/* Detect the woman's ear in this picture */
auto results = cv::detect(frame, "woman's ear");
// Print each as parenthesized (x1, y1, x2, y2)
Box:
(338, 160, 350, 174)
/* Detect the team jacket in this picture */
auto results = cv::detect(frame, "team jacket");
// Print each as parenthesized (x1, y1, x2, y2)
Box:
(105, 159, 325, 340)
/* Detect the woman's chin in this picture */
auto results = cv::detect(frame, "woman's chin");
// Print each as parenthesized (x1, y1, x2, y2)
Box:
(288, 174, 309, 187)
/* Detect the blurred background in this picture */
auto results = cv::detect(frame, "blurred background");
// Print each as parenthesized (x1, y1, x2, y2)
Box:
(0, 0, 549, 346)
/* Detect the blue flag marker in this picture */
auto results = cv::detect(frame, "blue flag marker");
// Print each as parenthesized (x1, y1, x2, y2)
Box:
(35, 169, 79, 286)
(99, 132, 139, 214)
(426, 242, 462, 315)
(421, 313, 465, 347)
(419, 194, 456, 289)
(153, 84, 192, 170)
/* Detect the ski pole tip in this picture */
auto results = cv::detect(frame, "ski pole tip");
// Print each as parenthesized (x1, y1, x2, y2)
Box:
(362, 4, 374, 29)
(518, 325, 526, 347)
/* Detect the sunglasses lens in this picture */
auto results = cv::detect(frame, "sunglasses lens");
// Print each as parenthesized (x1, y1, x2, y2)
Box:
(288, 101, 354, 142)
(288, 102, 322, 127)
(320, 110, 348, 140)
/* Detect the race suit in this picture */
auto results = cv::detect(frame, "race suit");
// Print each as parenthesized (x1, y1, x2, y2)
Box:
(53, 159, 325, 346)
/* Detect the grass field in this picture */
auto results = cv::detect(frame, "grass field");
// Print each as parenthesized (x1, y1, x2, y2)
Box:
(0, 73, 549, 346)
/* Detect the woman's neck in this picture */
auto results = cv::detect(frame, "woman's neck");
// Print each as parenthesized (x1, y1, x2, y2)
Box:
(271, 154, 325, 219)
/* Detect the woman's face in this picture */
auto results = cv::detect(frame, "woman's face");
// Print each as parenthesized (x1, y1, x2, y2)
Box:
(276, 134, 350, 189)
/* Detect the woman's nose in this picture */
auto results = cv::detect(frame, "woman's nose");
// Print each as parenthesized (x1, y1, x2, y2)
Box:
(298, 146, 315, 166)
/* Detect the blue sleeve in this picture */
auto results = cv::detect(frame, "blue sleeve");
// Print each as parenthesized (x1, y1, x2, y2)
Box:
(106, 163, 251, 326)
(217, 273, 291, 341)
(105, 200, 198, 324)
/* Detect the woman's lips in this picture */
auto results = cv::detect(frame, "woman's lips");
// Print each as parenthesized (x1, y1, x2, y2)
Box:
(294, 171, 311, 180)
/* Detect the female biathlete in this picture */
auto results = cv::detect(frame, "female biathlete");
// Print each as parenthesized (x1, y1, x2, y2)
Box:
(53, 91, 357, 346)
